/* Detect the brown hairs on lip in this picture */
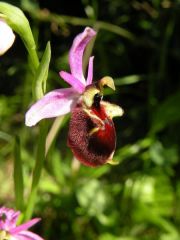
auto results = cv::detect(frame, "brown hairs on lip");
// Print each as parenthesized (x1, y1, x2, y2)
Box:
(67, 104, 116, 167)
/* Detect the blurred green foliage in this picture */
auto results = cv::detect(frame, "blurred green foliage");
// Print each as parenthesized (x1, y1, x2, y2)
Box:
(0, 0, 180, 239)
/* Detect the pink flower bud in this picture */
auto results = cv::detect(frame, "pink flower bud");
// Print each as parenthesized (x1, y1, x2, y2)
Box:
(0, 19, 15, 56)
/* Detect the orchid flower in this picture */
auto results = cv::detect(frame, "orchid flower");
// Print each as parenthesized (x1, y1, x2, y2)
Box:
(0, 19, 15, 56)
(0, 206, 43, 240)
(25, 27, 123, 167)
(25, 27, 96, 127)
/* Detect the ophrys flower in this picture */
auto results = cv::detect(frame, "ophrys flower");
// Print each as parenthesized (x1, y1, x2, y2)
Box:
(25, 27, 123, 167)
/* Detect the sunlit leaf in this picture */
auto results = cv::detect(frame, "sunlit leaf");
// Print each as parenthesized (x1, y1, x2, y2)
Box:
(151, 92, 180, 133)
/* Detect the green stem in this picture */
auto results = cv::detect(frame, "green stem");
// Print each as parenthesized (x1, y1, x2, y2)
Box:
(25, 8, 136, 41)
(28, 47, 39, 71)
(45, 116, 65, 156)
(24, 122, 47, 220)
(158, 17, 175, 81)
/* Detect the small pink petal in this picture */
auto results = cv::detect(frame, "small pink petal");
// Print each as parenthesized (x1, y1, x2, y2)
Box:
(25, 88, 79, 127)
(86, 56, 94, 86)
(69, 27, 96, 85)
(14, 231, 44, 240)
(10, 218, 40, 234)
(59, 71, 85, 93)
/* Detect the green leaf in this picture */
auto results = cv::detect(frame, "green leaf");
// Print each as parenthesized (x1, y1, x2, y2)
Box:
(151, 92, 180, 133)
(34, 42, 51, 99)
(76, 179, 107, 216)
(99, 233, 137, 240)
(14, 136, 24, 211)
(115, 75, 143, 86)
(114, 138, 153, 163)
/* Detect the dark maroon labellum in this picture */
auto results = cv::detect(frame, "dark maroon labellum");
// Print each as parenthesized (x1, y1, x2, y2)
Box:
(67, 103, 116, 167)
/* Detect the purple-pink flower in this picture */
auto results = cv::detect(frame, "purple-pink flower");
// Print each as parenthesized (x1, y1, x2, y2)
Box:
(25, 27, 96, 127)
(0, 207, 43, 240)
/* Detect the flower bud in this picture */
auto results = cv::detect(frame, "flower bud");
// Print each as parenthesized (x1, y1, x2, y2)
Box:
(0, 19, 15, 55)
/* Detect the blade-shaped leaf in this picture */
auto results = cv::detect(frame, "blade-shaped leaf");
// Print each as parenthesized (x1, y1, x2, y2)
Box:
(14, 136, 24, 211)
(151, 92, 180, 133)
(34, 41, 51, 99)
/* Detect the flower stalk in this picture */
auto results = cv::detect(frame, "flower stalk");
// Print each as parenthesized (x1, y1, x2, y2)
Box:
(0, 2, 39, 71)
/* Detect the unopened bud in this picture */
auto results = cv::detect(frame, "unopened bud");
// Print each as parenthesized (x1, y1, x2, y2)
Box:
(0, 19, 15, 56)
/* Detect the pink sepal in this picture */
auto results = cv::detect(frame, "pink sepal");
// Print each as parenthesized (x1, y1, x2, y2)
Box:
(10, 218, 40, 234)
(14, 231, 44, 240)
(69, 27, 96, 85)
(25, 88, 79, 126)
(86, 56, 94, 86)
(59, 71, 85, 93)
